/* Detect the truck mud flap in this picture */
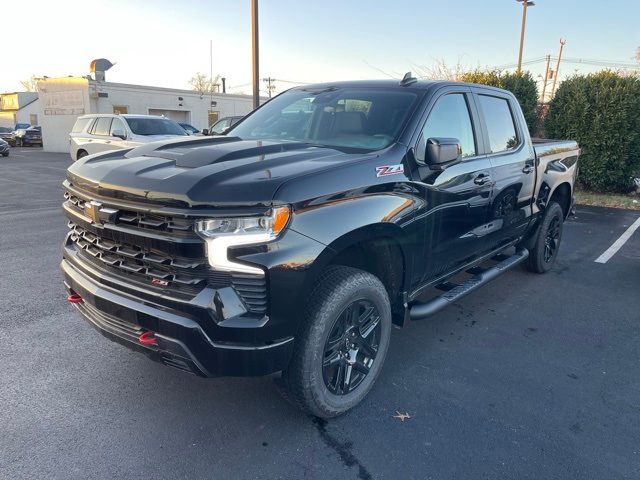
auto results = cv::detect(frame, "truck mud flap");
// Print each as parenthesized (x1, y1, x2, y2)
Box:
(409, 249, 529, 321)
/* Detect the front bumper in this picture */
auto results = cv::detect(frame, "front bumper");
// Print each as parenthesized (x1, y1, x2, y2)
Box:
(61, 257, 294, 377)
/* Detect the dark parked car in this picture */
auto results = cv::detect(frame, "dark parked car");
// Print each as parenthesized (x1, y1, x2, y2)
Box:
(209, 115, 243, 135)
(0, 127, 14, 146)
(15, 126, 42, 147)
(0, 138, 9, 157)
(61, 77, 579, 417)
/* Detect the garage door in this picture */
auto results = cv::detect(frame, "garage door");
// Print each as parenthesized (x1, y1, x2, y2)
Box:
(148, 109, 190, 123)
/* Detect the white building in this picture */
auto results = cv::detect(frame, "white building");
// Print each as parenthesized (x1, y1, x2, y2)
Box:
(37, 76, 257, 153)
(0, 92, 40, 129)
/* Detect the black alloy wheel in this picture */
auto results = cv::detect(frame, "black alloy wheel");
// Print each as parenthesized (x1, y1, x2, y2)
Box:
(544, 216, 560, 263)
(322, 299, 381, 395)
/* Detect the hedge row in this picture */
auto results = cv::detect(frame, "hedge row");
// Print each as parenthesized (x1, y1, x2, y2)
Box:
(545, 71, 640, 193)
(458, 70, 539, 135)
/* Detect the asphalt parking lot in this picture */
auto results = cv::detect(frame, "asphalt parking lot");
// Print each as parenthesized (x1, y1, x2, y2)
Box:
(1, 148, 639, 480)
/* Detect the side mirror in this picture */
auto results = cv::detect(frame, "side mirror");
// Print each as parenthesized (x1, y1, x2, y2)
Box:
(424, 137, 461, 167)
(201, 128, 209, 136)
(112, 129, 127, 140)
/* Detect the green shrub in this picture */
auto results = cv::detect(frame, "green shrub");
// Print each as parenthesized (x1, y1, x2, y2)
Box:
(459, 69, 539, 135)
(545, 71, 640, 193)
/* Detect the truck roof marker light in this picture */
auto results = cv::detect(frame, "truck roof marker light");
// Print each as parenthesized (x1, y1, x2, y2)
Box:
(67, 294, 83, 304)
(139, 331, 158, 347)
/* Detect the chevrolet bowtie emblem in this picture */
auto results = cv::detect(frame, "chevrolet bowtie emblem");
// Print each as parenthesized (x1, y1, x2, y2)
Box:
(85, 200, 103, 224)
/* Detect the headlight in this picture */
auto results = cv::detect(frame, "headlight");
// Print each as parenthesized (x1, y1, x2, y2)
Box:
(195, 206, 290, 275)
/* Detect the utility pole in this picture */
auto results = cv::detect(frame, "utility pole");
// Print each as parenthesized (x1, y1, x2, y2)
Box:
(209, 39, 213, 119)
(251, 0, 260, 109)
(550, 38, 566, 99)
(516, 0, 535, 74)
(540, 54, 551, 103)
(263, 77, 275, 97)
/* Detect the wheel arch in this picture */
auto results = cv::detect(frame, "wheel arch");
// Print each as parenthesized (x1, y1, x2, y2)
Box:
(305, 223, 410, 326)
(549, 182, 572, 219)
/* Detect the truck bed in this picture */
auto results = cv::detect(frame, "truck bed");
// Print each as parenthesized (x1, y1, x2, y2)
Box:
(532, 138, 580, 158)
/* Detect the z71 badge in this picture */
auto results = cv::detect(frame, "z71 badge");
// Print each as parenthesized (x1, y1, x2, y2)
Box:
(375, 164, 404, 177)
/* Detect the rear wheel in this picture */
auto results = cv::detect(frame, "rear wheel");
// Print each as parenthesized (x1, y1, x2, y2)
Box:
(278, 266, 391, 418)
(526, 201, 564, 273)
(76, 150, 88, 160)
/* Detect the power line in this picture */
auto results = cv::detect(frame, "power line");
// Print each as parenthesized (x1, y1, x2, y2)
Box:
(275, 79, 311, 85)
(493, 56, 640, 71)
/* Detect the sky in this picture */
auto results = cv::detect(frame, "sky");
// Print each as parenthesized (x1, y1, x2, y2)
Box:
(2, 0, 639, 95)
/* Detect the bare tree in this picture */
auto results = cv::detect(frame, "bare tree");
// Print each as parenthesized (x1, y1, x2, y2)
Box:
(636, 47, 640, 63)
(189, 72, 221, 96)
(413, 57, 475, 81)
(20, 75, 40, 92)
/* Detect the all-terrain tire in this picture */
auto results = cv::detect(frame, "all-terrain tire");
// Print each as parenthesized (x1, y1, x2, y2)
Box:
(277, 266, 392, 418)
(526, 201, 564, 273)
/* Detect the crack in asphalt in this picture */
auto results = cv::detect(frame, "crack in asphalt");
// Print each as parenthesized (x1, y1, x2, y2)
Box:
(312, 417, 373, 480)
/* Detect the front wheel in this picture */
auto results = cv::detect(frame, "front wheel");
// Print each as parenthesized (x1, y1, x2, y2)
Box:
(526, 201, 564, 273)
(278, 266, 392, 418)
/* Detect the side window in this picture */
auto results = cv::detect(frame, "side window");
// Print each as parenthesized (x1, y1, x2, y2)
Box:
(86, 118, 98, 134)
(421, 94, 476, 158)
(92, 117, 112, 136)
(110, 117, 126, 136)
(211, 119, 230, 134)
(71, 117, 92, 133)
(478, 95, 519, 153)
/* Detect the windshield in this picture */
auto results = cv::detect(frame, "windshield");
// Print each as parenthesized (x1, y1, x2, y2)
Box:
(228, 87, 420, 151)
(124, 117, 187, 136)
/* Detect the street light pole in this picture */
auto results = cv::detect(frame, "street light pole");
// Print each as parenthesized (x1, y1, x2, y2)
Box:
(251, 0, 260, 110)
(516, 0, 535, 75)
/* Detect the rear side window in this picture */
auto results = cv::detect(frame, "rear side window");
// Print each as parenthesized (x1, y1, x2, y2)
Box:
(478, 95, 518, 153)
(71, 117, 92, 133)
(91, 117, 112, 136)
(421, 93, 476, 158)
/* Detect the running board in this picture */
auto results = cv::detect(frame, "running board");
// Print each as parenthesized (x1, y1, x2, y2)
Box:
(409, 248, 529, 321)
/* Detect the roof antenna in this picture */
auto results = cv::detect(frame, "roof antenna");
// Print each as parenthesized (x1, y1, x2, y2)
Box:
(400, 72, 417, 86)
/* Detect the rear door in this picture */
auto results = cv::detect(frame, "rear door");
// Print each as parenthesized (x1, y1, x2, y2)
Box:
(410, 87, 495, 286)
(472, 88, 536, 249)
(84, 117, 113, 154)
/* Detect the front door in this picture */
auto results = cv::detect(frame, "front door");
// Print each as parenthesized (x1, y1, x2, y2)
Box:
(410, 88, 495, 287)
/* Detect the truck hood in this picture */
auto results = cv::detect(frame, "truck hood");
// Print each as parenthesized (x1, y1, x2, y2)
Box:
(67, 136, 373, 207)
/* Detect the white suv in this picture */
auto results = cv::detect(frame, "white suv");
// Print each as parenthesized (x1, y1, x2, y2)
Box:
(69, 114, 189, 161)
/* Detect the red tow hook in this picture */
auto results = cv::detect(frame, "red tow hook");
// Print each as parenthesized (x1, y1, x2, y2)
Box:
(67, 294, 83, 304)
(139, 331, 158, 347)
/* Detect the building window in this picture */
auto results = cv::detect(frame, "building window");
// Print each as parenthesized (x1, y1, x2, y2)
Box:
(30, 114, 38, 126)
(208, 111, 219, 127)
(113, 105, 129, 114)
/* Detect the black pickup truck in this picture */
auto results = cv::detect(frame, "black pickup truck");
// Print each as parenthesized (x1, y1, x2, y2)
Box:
(62, 77, 579, 417)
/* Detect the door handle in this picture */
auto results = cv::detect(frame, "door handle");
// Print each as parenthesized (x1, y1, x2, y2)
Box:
(474, 174, 492, 186)
(105, 140, 111, 144)
(522, 165, 534, 174)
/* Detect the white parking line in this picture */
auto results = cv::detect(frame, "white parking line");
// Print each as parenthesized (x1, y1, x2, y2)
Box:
(595, 216, 640, 263)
